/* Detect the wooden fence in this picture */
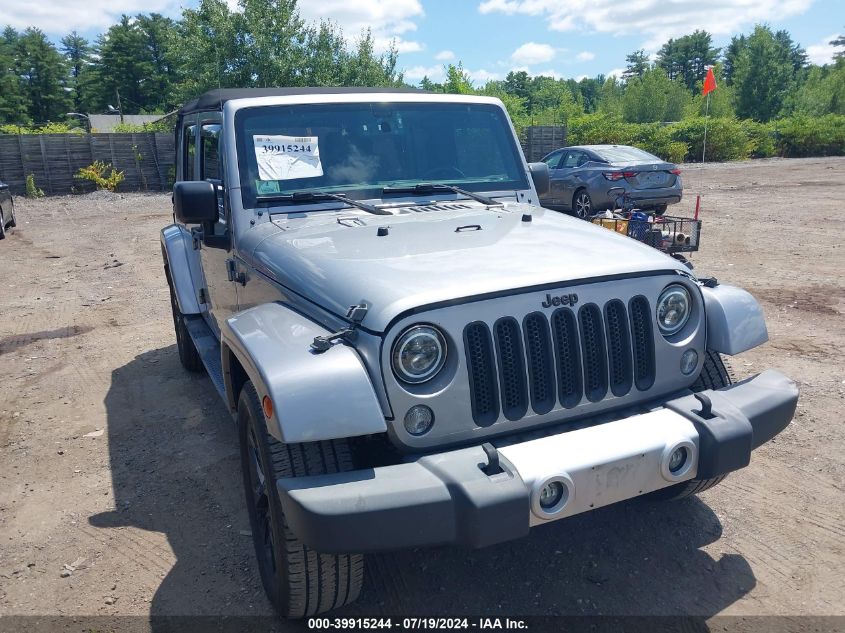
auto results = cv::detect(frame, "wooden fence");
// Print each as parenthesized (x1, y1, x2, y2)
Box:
(521, 125, 568, 162)
(0, 133, 176, 196)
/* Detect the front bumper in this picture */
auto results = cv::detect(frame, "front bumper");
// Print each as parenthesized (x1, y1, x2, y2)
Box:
(277, 370, 797, 553)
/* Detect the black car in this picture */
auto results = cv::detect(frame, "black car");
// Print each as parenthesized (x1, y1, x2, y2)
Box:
(0, 181, 16, 239)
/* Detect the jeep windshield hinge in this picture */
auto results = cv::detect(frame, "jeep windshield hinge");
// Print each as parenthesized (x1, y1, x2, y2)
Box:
(310, 302, 369, 353)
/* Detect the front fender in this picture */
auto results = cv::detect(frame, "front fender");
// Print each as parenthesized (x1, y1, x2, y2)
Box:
(222, 303, 387, 444)
(702, 284, 768, 355)
(160, 224, 202, 315)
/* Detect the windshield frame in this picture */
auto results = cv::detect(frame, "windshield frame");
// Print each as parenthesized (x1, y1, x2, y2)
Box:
(232, 98, 530, 211)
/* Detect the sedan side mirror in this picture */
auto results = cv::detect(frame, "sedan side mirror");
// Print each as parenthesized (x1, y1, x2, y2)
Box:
(528, 162, 550, 196)
(174, 181, 218, 224)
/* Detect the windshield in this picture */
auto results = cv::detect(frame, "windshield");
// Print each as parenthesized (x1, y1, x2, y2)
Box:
(592, 146, 661, 163)
(234, 101, 528, 208)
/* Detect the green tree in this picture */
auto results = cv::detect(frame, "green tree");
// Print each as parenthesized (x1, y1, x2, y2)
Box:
(576, 76, 602, 113)
(60, 31, 93, 113)
(723, 34, 746, 84)
(0, 27, 29, 124)
(783, 60, 845, 115)
(732, 25, 797, 121)
(832, 31, 844, 59)
(15, 28, 71, 123)
(597, 75, 623, 117)
(656, 30, 720, 92)
(136, 14, 180, 111)
(503, 70, 531, 103)
(442, 62, 474, 94)
(622, 67, 690, 122)
(93, 16, 154, 113)
(623, 49, 649, 80)
(343, 30, 401, 87)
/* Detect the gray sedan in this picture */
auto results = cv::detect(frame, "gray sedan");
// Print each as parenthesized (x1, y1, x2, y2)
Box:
(539, 145, 683, 218)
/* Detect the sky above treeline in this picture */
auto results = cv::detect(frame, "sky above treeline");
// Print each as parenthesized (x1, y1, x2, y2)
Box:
(4, 0, 842, 83)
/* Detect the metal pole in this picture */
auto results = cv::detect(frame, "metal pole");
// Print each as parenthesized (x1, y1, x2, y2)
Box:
(701, 92, 711, 163)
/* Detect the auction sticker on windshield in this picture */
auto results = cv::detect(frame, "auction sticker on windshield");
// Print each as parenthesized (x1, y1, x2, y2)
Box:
(254, 135, 323, 181)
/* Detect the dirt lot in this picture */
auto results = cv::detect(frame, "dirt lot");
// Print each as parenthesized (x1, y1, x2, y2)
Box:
(1, 157, 844, 627)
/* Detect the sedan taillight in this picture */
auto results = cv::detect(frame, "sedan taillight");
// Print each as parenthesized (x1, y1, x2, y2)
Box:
(603, 171, 636, 181)
(671, 168, 682, 175)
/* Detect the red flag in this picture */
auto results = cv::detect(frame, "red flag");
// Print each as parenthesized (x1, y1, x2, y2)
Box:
(702, 67, 717, 96)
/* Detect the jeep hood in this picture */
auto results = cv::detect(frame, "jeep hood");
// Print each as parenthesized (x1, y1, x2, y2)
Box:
(245, 202, 685, 332)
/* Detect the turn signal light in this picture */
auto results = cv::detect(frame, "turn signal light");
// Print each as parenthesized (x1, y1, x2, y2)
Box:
(262, 395, 274, 419)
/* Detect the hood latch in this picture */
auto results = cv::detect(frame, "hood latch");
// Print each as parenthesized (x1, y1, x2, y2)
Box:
(310, 302, 369, 353)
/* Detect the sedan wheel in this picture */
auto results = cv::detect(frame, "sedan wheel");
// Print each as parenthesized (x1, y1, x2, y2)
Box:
(573, 190, 592, 219)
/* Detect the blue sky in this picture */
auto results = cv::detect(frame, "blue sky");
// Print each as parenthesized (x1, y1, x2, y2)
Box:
(5, 0, 843, 83)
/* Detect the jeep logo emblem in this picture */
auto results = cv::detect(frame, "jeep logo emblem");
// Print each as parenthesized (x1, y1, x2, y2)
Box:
(541, 293, 579, 308)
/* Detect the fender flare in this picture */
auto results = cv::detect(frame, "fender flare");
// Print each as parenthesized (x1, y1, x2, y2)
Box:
(701, 284, 768, 355)
(160, 224, 201, 315)
(221, 302, 387, 444)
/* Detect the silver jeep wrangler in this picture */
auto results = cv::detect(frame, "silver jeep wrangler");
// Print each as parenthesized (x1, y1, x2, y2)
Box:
(161, 88, 798, 618)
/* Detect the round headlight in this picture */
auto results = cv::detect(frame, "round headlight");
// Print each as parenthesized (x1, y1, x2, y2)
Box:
(391, 325, 447, 384)
(656, 285, 691, 335)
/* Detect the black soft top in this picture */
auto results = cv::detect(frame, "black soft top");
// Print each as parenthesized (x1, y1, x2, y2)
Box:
(178, 87, 424, 116)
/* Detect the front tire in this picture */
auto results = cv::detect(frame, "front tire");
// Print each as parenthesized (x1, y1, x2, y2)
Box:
(572, 189, 592, 219)
(238, 381, 364, 618)
(652, 351, 734, 500)
(167, 276, 203, 372)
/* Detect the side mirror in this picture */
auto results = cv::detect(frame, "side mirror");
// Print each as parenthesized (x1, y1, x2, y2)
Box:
(174, 181, 218, 224)
(528, 162, 550, 196)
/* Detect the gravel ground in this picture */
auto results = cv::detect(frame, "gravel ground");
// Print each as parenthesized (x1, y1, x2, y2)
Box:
(0, 157, 843, 628)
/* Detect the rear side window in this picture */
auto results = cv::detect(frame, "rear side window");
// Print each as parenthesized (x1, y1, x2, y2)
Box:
(201, 123, 222, 181)
(593, 146, 659, 163)
(561, 151, 585, 168)
(183, 124, 196, 180)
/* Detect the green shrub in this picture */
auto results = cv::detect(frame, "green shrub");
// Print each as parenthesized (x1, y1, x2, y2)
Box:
(25, 174, 44, 198)
(669, 117, 753, 162)
(741, 120, 777, 158)
(773, 114, 845, 157)
(75, 161, 125, 192)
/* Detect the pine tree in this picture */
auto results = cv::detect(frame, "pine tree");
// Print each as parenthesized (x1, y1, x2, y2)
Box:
(15, 28, 70, 123)
(623, 49, 649, 80)
(60, 31, 92, 113)
(656, 30, 720, 92)
(0, 27, 29, 124)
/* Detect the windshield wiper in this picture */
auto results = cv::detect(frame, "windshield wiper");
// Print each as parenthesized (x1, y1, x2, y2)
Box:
(382, 183, 504, 207)
(257, 191, 392, 216)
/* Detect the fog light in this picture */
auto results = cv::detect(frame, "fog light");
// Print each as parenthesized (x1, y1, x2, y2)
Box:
(668, 447, 688, 473)
(539, 481, 565, 509)
(404, 405, 434, 436)
(680, 349, 698, 375)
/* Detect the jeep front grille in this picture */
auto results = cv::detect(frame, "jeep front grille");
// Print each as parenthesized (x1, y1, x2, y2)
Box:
(464, 299, 655, 426)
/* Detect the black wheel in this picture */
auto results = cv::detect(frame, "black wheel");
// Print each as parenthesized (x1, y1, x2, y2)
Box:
(167, 276, 203, 372)
(8, 202, 16, 228)
(238, 381, 364, 618)
(653, 204, 668, 216)
(572, 189, 592, 219)
(652, 351, 734, 500)
(0, 218, 5, 240)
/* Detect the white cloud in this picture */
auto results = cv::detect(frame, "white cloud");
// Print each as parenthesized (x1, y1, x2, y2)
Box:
(299, 0, 424, 36)
(479, 0, 813, 47)
(605, 68, 626, 79)
(435, 50, 456, 61)
(2, 0, 178, 32)
(403, 65, 445, 82)
(576, 51, 595, 61)
(806, 33, 840, 65)
(511, 42, 557, 65)
(467, 68, 501, 83)
(374, 37, 424, 54)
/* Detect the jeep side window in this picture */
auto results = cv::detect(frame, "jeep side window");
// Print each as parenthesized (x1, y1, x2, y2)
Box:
(184, 123, 197, 180)
(201, 123, 222, 183)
